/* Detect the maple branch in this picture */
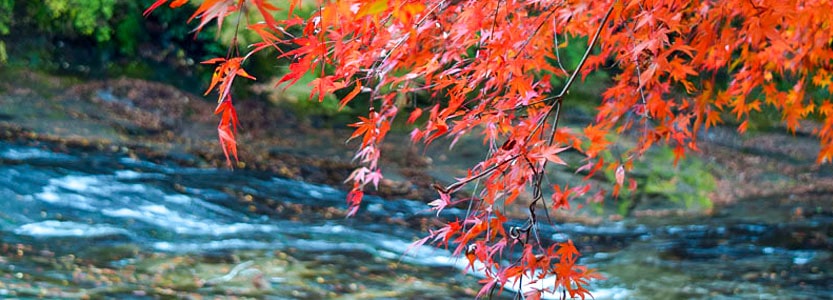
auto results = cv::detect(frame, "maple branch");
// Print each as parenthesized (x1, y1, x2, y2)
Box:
(438, 1, 616, 201)
(552, 30, 570, 76)
(490, 0, 503, 42)
(318, 1, 325, 76)
(227, 0, 247, 58)
(367, 0, 442, 85)
(524, 0, 616, 142)
(526, 1, 616, 228)
(530, 99, 561, 223)
(633, 59, 650, 118)
(554, 1, 615, 100)
(433, 154, 521, 194)
(513, 6, 559, 59)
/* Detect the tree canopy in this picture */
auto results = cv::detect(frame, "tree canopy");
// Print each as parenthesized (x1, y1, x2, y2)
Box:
(145, 0, 833, 298)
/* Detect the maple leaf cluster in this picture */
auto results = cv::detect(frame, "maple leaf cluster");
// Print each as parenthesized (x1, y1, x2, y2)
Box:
(146, 0, 833, 297)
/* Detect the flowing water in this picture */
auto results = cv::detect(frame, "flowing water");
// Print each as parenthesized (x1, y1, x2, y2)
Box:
(0, 141, 830, 299)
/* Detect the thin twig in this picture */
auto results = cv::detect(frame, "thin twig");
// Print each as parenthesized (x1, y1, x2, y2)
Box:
(228, 0, 247, 58)
(461, 147, 492, 234)
(527, 1, 616, 230)
(319, 1, 325, 77)
(554, 2, 615, 100)
(513, 7, 559, 59)
(434, 154, 521, 194)
(552, 29, 570, 76)
(634, 59, 649, 117)
(490, 0, 503, 42)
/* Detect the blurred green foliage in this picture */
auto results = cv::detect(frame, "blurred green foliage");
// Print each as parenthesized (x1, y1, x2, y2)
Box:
(600, 145, 716, 216)
(0, 0, 11, 35)
(12, 0, 117, 42)
(641, 147, 715, 210)
(0, 1, 225, 67)
(0, 0, 10, 64)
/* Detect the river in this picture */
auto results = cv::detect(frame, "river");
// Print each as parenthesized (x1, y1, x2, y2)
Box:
(0, 141, 830, 299)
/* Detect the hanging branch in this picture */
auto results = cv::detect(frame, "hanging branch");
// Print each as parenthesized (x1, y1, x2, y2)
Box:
(434, 1, 617, 198)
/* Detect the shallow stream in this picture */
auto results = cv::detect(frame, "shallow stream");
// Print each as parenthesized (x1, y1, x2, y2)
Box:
(0, 141, 830, 299)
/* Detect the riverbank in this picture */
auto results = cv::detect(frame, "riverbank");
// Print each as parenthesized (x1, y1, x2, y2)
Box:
(2, 68, 832, 222)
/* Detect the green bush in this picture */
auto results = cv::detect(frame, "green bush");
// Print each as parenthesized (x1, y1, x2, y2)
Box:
(0, 0, 11, 35)
(16, 0, 117, 42)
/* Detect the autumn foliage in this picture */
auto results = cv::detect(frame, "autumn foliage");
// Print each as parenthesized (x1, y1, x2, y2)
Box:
(145, 0, 833, 297)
